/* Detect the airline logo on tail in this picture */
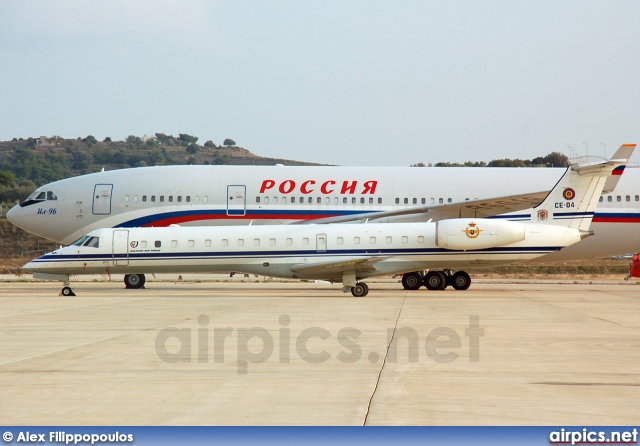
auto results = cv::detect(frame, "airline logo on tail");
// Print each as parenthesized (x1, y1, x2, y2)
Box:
(563, 188, 576, 200)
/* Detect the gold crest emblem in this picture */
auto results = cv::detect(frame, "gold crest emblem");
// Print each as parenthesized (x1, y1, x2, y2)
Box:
(463, 222, 483, 239)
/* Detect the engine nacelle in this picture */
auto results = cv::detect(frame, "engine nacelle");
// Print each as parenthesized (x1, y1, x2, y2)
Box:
(436, 218, 526, 250)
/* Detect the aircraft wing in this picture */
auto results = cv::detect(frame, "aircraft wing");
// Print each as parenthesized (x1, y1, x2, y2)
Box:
(294, 191, 549, 225)
(289, 256, 390, 278)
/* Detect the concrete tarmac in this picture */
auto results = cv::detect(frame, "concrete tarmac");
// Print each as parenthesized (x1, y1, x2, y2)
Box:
(0, 279, 638, 425)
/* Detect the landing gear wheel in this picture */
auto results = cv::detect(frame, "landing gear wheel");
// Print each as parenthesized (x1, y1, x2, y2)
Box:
(351, 282, 369, 297)
(451, 271, 471, 290)
(61, 286, 76, 297)
(124, 274, 146, 289)
(424, 271, 446, 290)
(401, 272, 422, 290)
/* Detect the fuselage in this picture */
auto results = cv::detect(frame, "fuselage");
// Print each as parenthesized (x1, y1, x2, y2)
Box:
(7, 164, 640, 261)
(23, 221, 583, 281)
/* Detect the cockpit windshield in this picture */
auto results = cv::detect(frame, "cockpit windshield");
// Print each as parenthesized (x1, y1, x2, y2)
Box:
(72, 236, 90, 246)
(84, 236, 100, 248)
(19, 190, 59, 207)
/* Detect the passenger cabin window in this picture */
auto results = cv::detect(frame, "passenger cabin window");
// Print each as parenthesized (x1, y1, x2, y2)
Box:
(378, 198, 382, 204)
(448, 198, 452, 203)
(343, 197, 347, 204)
(237, 239, 244, 246)
(352, 197, 356, 204)
(142, 195, 147, 202)
(171, 240, 178, 248)
(317, 197, 322, 204)
(256, 197, 261, 203)
(186, 196, 191, 203)
(140, 241, 147, 248)
(254, 239, 260, 246)
(369, 198, 373, 204)
(133, 195, 138, 202)
(354, 237, 360, 244)
(177, 196, 182, 202)
(439, 198, 443, 204)
(421, 198, 426, 204)
(151, 196, 156, 202)
(599, 196, 603, 203)
(404, 198, 408, 204)
(269, 238, 276, 246)
(607, 196, 612, 202)
(401, 236, 408, 244)
(413, 198, 417, 204)
(385, 236, 392, 244)
(204, 239, 211, 247)
(636, 195, 639, 201)
(395, 198, 399, 204)
(155, 241, 161, 248)
(626, 195, 631, 202)
(168, 196, 173, 202)
(617, 196, 621, 202)
(204, 196, 208, 203)
(417, 236, 424, 243)
(302, 238, 309, 245)
(286, 238, 293, 245)
(369, 236, 376, 244)
(188, 240, 194, 247)
(195, 196, 199, 203)
(337, 237, 344, 245)
(160, 196, 164, 202)
(222, 239, 228, 247)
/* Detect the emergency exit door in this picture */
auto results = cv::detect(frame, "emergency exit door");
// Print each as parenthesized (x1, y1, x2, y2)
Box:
(227, 185, 246, 216)
(112, 229, 129, 266)
(93, 184, 113, 215)
(316, 233, 327, 252)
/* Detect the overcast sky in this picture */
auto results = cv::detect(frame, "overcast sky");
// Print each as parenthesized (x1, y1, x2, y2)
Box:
(1, 1, 639, 166)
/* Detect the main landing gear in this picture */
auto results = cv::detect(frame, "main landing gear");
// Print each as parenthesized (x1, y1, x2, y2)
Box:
(401, 270, 471, 291)
(124, 274, 146, 289)
(350, 282, 369, 297)
(60, 285, 76, 296)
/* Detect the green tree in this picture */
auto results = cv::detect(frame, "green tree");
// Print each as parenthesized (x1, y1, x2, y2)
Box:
(186, 144, 199, 154)
(0, 171, 16, 186)
(82, 135, 98, 145)
(204, 140, 215, 148)
(223, 138, 236, 147)
(103, 136, 112, 143)
(178, 133, 199, 145)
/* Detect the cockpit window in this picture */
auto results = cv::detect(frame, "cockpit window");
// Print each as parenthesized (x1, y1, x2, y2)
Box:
(47, 191, 57, 200)
(72, 235, 90, 246)
(83, 236, 100, 248)
(35, 192, 46, 200)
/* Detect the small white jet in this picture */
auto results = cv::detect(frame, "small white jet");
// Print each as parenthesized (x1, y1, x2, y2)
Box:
(23, 154, 626, 296)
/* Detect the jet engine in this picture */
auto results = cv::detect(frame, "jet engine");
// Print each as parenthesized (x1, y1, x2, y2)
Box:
(436, 218, 526, 250)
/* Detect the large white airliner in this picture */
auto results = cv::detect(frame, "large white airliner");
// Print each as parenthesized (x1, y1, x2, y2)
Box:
(7, 144, 638, 289)
(23, 155, 622, 296)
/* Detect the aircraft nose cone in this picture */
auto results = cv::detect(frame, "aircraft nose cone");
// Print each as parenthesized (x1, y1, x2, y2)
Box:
(5, 204, 21, 226)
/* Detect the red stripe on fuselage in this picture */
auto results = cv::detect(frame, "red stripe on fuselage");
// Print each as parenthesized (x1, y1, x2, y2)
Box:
(140, 213, 339, 227)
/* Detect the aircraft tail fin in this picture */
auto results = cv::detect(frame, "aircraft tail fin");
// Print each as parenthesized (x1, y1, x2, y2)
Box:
(533, 146, 634, 231)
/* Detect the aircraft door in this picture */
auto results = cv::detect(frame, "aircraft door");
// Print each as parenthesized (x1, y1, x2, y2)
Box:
(93, 184, 113, 215)
(227, 185, 246, 216)
(316, 233, 327, 252)
(112, 229, 129, 266)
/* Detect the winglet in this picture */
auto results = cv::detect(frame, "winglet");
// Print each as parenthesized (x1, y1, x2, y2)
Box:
(602, 143, 636, 193)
